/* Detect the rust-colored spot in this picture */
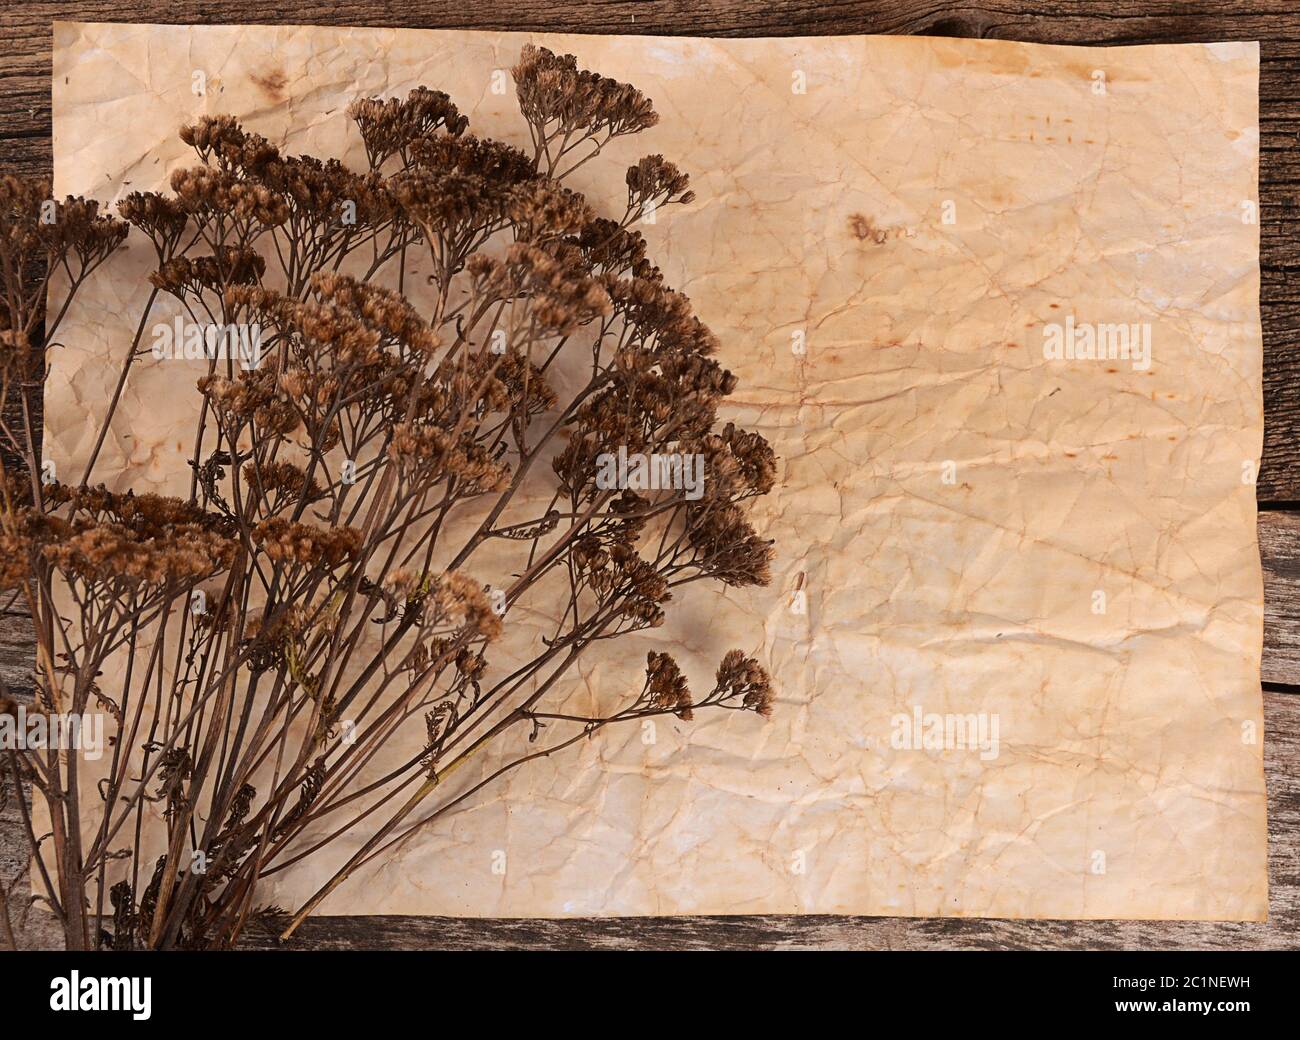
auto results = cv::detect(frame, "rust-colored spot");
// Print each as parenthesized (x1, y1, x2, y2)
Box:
(848, 213, 884, 243)
(1106, 367, 1118, 373)
(251, 69, 288, 99)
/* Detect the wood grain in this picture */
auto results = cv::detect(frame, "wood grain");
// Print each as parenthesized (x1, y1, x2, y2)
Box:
(1, 1, 1296, 950)
(1261, 510, 1300, 684)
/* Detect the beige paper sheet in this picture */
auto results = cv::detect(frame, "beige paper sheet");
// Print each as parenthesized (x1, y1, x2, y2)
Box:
(49, 22, 1266, 920)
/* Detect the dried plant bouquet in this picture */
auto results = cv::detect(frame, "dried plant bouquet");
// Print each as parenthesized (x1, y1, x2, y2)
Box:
(0, 45, 776, 950)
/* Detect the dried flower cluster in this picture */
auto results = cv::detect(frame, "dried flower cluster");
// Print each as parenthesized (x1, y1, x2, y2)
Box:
(0, 45, 774, 950)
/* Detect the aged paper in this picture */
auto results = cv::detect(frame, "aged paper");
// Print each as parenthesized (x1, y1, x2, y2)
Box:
(49, 22, 1266, 919)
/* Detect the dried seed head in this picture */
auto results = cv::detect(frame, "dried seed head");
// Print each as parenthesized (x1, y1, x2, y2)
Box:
(512, 44, 658, 139)
(646, 651, 692, 720)
(349, 87, 468, 167)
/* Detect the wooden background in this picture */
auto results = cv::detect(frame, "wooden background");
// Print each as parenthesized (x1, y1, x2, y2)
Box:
(1, 1, 1297, 950)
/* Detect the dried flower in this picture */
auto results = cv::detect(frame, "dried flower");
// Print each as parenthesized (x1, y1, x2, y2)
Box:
(513, 44, 659, 140)
(646, 651, 692, 719)
(716, 649, 775, 717)
(252, 518, 362, 569)
(0, 46, 774, 954)
(349, 87, 468, 167)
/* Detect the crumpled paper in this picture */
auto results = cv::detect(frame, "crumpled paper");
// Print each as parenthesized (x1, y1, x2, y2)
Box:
(47, 22, 1266, 919)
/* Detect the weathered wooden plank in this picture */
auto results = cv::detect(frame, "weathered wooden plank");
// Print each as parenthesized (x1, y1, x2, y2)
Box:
(2, 0, 1298, 951)
(1262, 510, 1300, 684)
